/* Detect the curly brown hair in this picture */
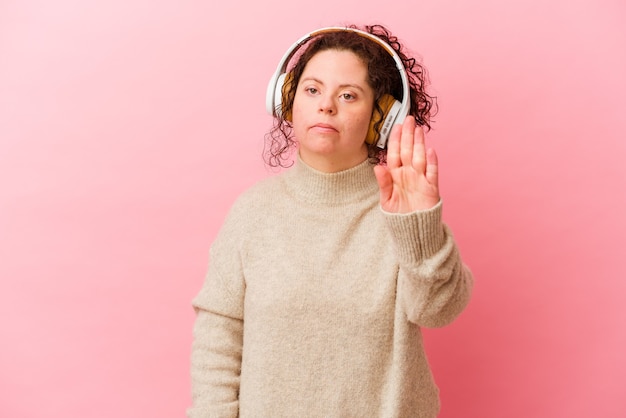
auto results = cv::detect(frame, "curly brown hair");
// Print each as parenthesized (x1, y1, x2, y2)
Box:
(264, 24, 438, 168)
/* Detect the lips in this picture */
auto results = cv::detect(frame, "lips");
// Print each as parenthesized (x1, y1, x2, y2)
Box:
(311, 123, 338, 133)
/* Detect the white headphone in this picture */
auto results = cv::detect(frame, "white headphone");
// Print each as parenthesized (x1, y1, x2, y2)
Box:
(265, 27, 411, 149)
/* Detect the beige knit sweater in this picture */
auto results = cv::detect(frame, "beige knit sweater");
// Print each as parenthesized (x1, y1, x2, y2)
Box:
(188, 157, 473, 418)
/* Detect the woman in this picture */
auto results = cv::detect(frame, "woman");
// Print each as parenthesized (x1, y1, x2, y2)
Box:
(188, 24, 473, 418)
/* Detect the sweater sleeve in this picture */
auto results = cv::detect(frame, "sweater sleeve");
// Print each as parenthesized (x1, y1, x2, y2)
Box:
(187, 212, 246, 418)
(383, 200, 473, 328)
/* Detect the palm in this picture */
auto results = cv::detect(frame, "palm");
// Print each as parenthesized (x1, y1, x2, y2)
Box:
(374, 116, 440, 213)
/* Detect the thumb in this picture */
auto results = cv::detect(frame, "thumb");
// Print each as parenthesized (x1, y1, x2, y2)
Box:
(374, 165, 393, 203)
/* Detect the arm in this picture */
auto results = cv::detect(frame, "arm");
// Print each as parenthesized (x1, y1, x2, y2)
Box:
(188, 227, 246, 418)
(188, 307, 242, 418)
(375, 116, 473, 327)
(384, 202, 473, 327)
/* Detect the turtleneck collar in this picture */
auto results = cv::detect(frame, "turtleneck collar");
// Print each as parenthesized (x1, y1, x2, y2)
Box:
(282, 156, 380, 206)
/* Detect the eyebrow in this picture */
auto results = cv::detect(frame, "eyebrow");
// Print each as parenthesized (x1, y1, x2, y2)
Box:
(300, 77, 367, 92)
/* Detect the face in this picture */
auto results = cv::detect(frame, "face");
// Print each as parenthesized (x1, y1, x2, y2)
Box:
(291, 49, 375, 173)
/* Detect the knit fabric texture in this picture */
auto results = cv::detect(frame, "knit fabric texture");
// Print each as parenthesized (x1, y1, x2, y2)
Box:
(188, 157, 473, 418)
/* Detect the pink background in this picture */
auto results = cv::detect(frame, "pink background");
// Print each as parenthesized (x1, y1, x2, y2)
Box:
(1, 0, 625, 417)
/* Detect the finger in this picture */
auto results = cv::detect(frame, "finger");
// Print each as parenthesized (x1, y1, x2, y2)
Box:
(400, 116, 416, 167)
(411, 124, 427, 173)
(425, 147, 439, 187)
(386, 123, 402, 169)
(373, 165, 393, 203)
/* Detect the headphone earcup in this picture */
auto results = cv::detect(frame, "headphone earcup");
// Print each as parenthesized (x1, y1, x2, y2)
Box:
(366, 94, 399, 145)
(274, 72, 295, 122)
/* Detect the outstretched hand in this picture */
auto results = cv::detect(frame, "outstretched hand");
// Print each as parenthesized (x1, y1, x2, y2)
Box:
(374, 116, 440, 213)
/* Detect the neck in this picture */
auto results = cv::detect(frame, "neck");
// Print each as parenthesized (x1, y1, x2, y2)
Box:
(283, 156, 379, 206)
(298, 147, 369, 173)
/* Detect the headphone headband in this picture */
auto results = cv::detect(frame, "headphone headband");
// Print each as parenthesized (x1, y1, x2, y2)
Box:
(266, 27, 411, 148)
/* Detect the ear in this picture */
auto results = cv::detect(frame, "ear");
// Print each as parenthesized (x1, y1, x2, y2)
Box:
(365, 94, 397, 145)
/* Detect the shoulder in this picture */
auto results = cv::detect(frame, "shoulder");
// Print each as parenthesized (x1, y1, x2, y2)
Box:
(232, 173, 284, 212)
(208, 174, 284, 253)
(220, 172, 286, 229)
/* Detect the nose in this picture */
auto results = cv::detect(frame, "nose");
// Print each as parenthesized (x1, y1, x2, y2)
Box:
(318, 94, 336, 115)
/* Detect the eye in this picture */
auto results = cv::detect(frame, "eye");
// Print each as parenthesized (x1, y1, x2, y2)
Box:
(341, 93, 356, 101)
(305, 87, 319, 95)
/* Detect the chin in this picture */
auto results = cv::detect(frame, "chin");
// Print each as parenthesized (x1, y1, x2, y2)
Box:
(300, 138, 338, 154)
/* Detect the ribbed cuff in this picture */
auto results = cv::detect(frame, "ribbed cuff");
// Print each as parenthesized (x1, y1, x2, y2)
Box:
(382, 200, 445, 264)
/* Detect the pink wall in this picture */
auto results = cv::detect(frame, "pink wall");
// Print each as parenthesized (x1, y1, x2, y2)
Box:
(1, 0, 625, 417)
